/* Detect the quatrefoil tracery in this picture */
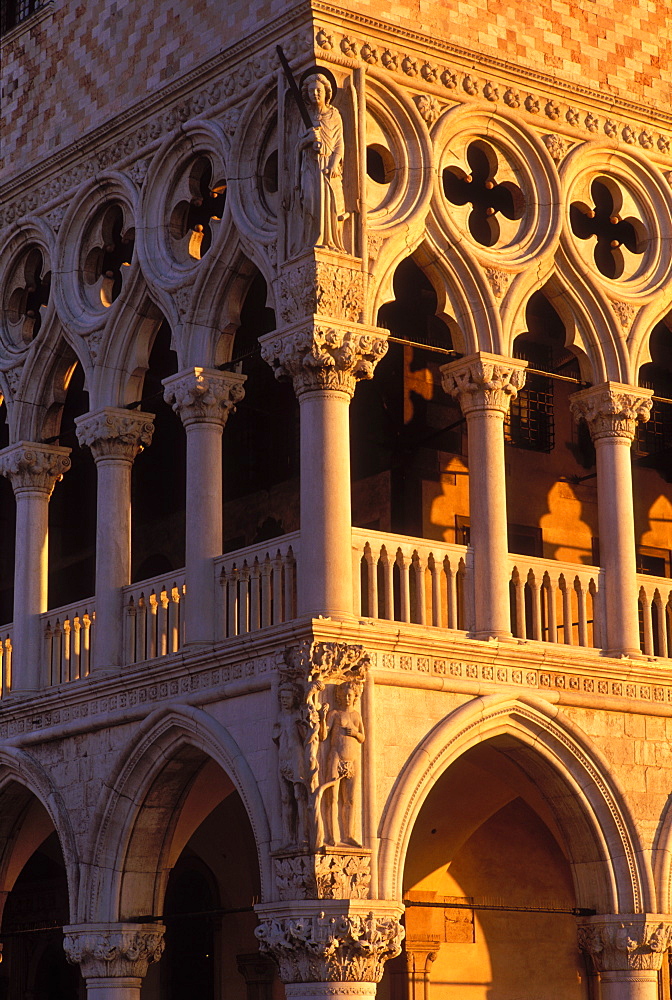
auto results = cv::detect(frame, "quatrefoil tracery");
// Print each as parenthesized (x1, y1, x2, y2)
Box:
(169, 156, 227, 262)
(5, 247, 51, 346)
(83, 204, 135, 309)
(570, 178, 646, 280)
(442, 141, 525, 247)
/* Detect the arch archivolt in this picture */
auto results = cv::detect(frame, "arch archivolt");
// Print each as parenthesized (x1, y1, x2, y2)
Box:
(83, 703, 271, 924)
(378, 693, 650, 915)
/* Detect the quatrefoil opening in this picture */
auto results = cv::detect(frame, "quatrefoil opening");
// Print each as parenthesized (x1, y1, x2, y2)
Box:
(169, 156, 227, 263)
(570, 177, 646, 280)
(442, 141, 524, 247)
(4, 246, 51, 347)
(82, 204, 135, 309)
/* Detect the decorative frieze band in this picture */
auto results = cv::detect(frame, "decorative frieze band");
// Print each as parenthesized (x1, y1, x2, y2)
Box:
(0, 442, 71, 496)
(260, 322, 388, 398)
(162, 367, 247, 427)
(274, 851, 371, 900)
(578, 915, 672, 973)
(75, 407, 155, 462)
(570, 382, 653, 442)
(275, 256, 366, 325)
(440, 352, 527, 416)
(63, 923, 165, 979)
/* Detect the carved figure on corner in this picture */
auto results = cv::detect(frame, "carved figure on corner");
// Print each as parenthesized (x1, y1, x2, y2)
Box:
(273, 681, 313, 848)
(292, 73, 347, 253)
(322, 680, 365, 847)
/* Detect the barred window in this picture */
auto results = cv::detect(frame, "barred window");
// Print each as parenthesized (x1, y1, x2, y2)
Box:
(505, 341, 555, 453)
(636, 397, 672, 457)
(1, 0, 41, 35)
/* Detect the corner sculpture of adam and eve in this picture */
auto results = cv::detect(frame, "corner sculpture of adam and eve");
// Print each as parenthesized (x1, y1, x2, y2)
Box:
(277, 48, 349, 254)
(273, 643, 368, 851)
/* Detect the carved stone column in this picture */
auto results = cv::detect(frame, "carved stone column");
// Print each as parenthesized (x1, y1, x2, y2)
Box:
(63, 922, 165, 999)
(578, 915, 672, 1000)
(255, 901, 404, 1000)
(75, 408, 155, 670)
(163, 367, 246, 644)
(440, 353, 527, 639)
(570, 383, 653, 656)
(260, 320, 387, 619)
(0, 442, 71, 691)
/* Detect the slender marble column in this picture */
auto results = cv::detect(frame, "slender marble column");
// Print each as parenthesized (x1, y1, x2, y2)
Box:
(63, 923, 165, 1000)
(75, 408, 155, 670)
(0, 442, 71, 691)
(260, 322, 388, 619)
(570, 383, 652, 656)
(163, 367, 246, 644)
(441, 353, 527, 639)
(578, 915, 672, 1000)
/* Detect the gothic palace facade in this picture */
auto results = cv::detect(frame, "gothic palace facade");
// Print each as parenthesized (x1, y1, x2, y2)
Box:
(1, 0, 672, 998)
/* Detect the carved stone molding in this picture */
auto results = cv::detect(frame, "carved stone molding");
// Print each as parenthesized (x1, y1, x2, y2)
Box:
(260, 322, 388, 398)
(578, 915, 672, 973)
(254, 904, 404, 983)
(0, 442, 71, 496)
(274, 851, 371, 900)
(162, 367, 247, 427)
(276, 257, 365, 325)
(281, 641, 371, 687)
(440, 352, 527, 417)
(75, 407, 155, 463)
(483, 267, 513, 299)
(611, 300, 637, 329)
(63, 922, 165, 979)
(570, 382, 653, 442)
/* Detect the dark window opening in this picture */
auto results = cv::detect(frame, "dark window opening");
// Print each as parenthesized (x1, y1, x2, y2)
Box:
(1, 0, 42, 35)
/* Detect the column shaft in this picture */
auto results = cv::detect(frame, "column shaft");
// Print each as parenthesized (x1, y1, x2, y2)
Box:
(299, 389, 353, 617)
(184, 420, 224, 643)
(598, 971, 659, 1000)
(84, 978, 143, 1000)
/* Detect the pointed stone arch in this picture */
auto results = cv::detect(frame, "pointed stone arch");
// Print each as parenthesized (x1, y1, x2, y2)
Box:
(83, 704, 271, 924)
(378, 693, 649, 914)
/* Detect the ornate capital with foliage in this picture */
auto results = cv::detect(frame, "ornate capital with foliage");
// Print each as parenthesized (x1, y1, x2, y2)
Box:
(254, 903, 404, 983)
(275, 255, 366, 325)
(63, 923, 165, 979)
(75, 407, 155, 462)
(260, 322, 388, 398)
(162, 367, 247, 427)
(578, 915, 672, 972)
(0, 442, 71, 496)
(570, 382, 652, 442)
(440, 352, 527, 416)
(274, 851, 371, 901)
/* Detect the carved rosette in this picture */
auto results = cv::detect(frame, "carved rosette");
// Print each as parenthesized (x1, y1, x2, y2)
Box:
(162, 367, 247, 427)
(63, 923, 165, 979)
(75, 407, 155, 462)
(274, 852, 371, 900)
(255, 906, 404, 983)
(276, 257, 366, 325)
(440, 352, 527, 417)
(260, 323, 388, 398)
(578, 916, 672, 972)
(0, 442, 71, 496)
(570, 382, 653, 442)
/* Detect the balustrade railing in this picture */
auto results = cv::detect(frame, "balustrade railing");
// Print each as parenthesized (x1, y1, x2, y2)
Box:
(42, 602, 94, 684)
(637, 574, 672, 657)
(215, 532, 299, 638)
(508, 556, 602, 648)
(0, 627, 12, 695)
(352, 528, 472, 630)
(123, 572, 186, 664)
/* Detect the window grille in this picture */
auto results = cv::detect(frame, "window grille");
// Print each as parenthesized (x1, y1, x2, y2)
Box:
(505, 373, 555, 452)
(636, 398, 672, 456)
(1, 0, 41, 34)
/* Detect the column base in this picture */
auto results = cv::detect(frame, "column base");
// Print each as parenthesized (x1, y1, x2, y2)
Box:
(601, 648, 646, 660)
(285, 983, 378, 1000)
(469, 629, 514, 641)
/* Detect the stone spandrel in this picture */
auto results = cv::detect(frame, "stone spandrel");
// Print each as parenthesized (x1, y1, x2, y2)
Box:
(63, 922, 165, 979)
(440, 352, 527, 416)
(0, 442, 72, 495)
(570, 382, 653, 441)
(75, 407, 155, 462)
(162, 367, 247, 427)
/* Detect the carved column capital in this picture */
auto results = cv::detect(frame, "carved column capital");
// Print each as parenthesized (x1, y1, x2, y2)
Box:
(254, 902, 404, 983)
(63, 922, 165, 979)
(570, 382, 653, 441)
(260, 322, 388, 399)
(440, 352, 527, 416)
(0, 441, 71, 496)
(275, 253, 366, 325)
(578, 914, 672, 972)
(162, 367, 247, 427)
(75, 407, 155, 463)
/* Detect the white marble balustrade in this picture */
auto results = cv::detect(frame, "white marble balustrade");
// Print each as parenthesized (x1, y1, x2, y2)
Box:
(508, 555, 603, 648)
(215, 531, 299, 638)
(123, 572, 186, 664)
(42, 602, 94, 685)
(637, 574, 672, 658)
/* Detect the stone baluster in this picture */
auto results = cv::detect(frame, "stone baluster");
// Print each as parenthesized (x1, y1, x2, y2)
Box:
(75, 408, 155, 671)
(63, 923, 165, 1000)
(255, 901, 404, 1000)
(440, 353, 527, 639)
(0, 442, 71, 691)
(570, 383, 652, 657)
(578, 914, 672, 1000)
(163, 367, 246, 645)
(260, 321, 388, 619)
